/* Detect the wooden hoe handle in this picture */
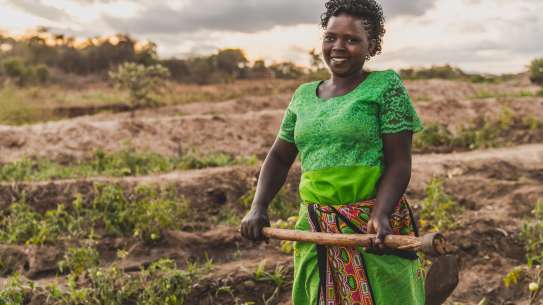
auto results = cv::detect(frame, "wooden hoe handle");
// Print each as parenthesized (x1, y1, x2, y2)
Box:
(262, 227, 447, 256)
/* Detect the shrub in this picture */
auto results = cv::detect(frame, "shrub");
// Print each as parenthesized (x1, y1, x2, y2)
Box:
(521, 199, 543, 267)
(109, 62, 170, 109)
(34, 64, 49, 83)
(0, 274, 33, 304)
(138, 259, 193, 305)
(0, 184, 189, 245)
(58, 247, 100, 276)
(419, 178, 462, 231)
(3, 58, 32, 86)
(529, 58, 543, 85)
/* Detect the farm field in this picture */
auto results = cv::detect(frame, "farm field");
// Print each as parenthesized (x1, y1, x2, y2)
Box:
(0, 76, 543, 305)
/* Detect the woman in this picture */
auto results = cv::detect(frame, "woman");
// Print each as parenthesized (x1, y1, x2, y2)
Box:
(240, 0, 425, 304)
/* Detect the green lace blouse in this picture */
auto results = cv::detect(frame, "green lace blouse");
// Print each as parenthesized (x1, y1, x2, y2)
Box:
(278, 69, 423, 205)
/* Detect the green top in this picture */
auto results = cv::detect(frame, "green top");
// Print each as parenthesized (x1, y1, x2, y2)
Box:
(278, 69, 423, 205)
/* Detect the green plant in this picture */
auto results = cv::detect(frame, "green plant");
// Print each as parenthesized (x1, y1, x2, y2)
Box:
(521, 200, 543, 267)
(503, 266, 525, 287)
(138, 259, 193, 305)
(58, 247, 100, 276)
(254, 260, 288, 305)
(3, 58, 32, 86)
(0, 274, 34, 305)
(240, 186, 298, 221)
(419, 178, 462, 231)
(109, 62, 170, 109)
(91, 184, 188, 241)
(34, 64, 49, 83)
(272, 216, 298, 254)
(0, 149, 258, 182)
(529, 58, 543, 85)
(413, 123, 453, 149)
(0, 184, 190, 245)
(131, 186, 188, 241)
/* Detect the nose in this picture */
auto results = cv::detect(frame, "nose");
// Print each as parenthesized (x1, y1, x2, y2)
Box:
(331, 38, 346, 52)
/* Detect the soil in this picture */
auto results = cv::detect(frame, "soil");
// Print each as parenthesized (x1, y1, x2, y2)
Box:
(0, 79, 541, 164)
(0, 77, 542, 304)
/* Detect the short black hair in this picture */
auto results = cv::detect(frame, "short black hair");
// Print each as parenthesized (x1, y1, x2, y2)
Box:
(320, 0, 386, 57)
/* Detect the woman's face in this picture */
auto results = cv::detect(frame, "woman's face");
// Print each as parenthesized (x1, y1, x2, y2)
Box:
(322, 13, 373, 77)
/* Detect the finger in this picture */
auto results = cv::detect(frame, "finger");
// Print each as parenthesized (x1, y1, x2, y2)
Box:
(367, 220, 376, 234)
(252, 225, 263, 241)
(376, 229, 391, 249)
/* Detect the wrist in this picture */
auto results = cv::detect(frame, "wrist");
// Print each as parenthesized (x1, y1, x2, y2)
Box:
(371, 208, 390, 220)
(250, 204, 268, 215)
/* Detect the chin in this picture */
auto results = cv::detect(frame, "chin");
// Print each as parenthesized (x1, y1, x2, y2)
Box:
(330, 68, 357, 77)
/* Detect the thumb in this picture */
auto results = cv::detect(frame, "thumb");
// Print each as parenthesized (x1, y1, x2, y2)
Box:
(367, 219, 376, 234)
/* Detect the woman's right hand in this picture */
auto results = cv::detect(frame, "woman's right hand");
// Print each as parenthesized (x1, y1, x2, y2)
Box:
(240, 208, 270, 241)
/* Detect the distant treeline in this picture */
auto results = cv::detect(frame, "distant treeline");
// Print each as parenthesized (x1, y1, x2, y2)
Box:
(0, 28, 530, 86)
(0, 28, 316, 85)
(399, 64, 518, 83)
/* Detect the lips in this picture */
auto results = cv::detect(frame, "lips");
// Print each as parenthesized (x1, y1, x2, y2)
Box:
(331, 57, 349, 65)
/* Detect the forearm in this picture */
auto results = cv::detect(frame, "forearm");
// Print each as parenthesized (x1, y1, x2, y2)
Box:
(250, 150, 292, 213)
(374, 161, 411, 217)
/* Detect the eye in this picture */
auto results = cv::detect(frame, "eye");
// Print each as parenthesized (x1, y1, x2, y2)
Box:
(323, 35, 335, 42)
(347, 38, 360, 44)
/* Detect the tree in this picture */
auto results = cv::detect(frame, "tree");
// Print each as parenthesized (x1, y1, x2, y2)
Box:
(529, 58, 543, 85)
(3, 58, 32, 86)
(269, 62, 304, 79)
(216, 48, 248, 77)
(109, 62, 170, 109)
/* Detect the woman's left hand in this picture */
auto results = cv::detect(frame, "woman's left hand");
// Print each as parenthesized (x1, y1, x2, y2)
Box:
(367, 213, 392, 249)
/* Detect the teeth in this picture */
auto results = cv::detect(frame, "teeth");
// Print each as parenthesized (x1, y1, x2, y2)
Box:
(331, 58, 348, 63)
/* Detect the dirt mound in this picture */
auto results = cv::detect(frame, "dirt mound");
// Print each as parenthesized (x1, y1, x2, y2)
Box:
(1, 80, 541, 164)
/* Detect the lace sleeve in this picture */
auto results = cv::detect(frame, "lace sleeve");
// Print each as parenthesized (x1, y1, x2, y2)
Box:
(278, 106, 296, 143)
(379, 71, 424, 134)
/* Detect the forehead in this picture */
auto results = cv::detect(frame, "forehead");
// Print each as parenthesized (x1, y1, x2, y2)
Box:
(325, 14, 368, 36)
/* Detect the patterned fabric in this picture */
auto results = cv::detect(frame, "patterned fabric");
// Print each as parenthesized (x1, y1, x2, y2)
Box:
(306, 196, 422, 305)
(278, 69, 423, 173)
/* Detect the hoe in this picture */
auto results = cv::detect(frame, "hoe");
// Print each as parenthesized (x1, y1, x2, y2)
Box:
(262, 228, 459, 305)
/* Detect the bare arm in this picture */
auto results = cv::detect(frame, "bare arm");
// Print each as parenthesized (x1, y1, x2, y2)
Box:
(368, 131, 413, 247)
(240, 137, 298, 241)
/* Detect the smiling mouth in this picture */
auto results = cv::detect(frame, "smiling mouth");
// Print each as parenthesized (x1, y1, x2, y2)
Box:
(331, 58, 349, 64)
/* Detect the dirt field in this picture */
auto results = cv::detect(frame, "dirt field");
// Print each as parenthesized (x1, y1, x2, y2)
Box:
(0, 77, 542, 304)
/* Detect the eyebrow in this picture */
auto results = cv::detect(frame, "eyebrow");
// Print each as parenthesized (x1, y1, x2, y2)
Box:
(324, 30, 363, 37)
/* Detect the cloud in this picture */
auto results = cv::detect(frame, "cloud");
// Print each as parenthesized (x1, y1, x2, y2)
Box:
(381, 0, 436, 19)
(103, 0, 437, 35)
(8, 0, 71, 22)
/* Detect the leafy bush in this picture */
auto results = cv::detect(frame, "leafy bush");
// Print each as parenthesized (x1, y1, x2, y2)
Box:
(413, 107, 543, 153)
(529, 58, 543, 85)
(521, 200, 543, 267)
(58, 247, 100, 276)
(34, 64, 49, 83)
(92, 184, 188, 242)
(0, 274, 34, 305)
(3, 58, 32, 86)
(419, 178, 462, 231)
(109, 62, 170, 108)
(45, 259, 197, 305)
(0, 184, 189, 245)
(138, 259, 193, 305)
(0, 149, 258, 182)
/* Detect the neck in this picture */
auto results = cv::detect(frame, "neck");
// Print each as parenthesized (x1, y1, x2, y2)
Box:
(330, 69, 366, 88)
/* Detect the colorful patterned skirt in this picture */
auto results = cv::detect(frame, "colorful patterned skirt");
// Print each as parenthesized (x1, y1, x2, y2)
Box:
(292, 196, 425, 305)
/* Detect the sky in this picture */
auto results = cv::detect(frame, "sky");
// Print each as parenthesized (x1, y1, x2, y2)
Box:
(0, 0, 541, 74)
